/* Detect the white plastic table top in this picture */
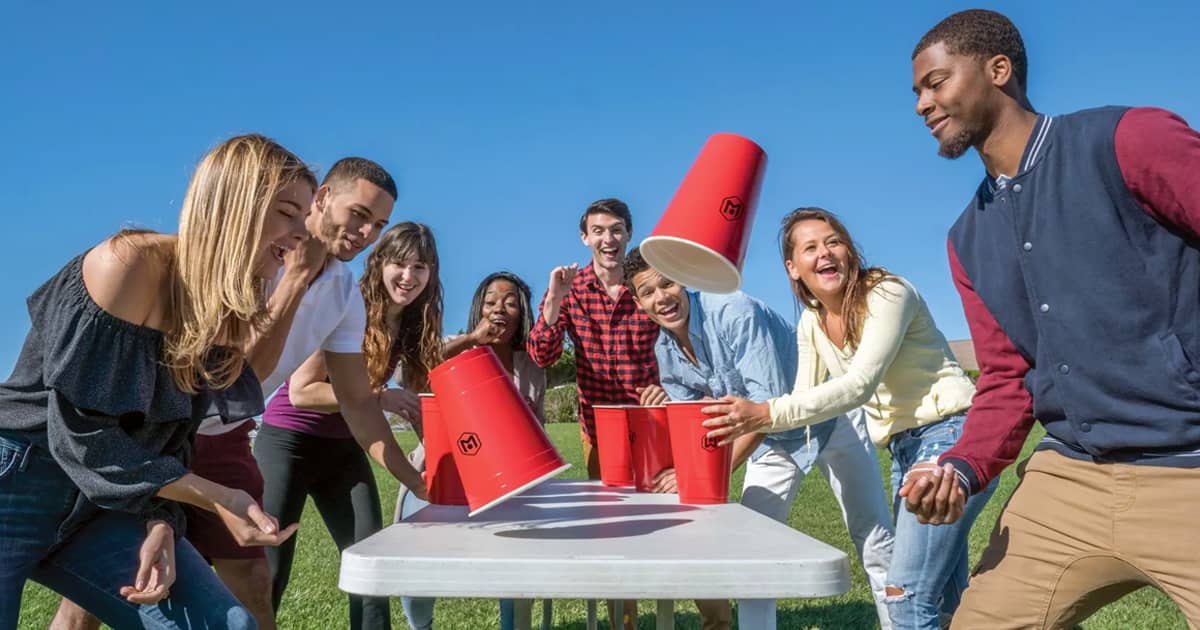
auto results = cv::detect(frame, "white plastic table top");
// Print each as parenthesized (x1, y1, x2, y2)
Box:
(340, 478, 850, 601)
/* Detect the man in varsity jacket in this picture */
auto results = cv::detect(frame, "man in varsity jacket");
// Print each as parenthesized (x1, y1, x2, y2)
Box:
(901, 9, 1200, 629)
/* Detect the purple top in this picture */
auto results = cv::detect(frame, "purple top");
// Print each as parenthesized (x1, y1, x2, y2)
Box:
(262, 378, 355, 439)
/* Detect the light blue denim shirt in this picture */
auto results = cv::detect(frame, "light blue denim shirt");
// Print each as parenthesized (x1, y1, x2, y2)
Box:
(655, 291, 835, 447)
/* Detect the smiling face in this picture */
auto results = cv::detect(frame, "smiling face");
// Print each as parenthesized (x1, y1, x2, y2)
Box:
(480, 279, 522, 345)
(254, 180, 314, 279)
(580, 211, 630, 272)
(311, 177, 395, 261)
(912, 41, 1008, 159)
(630, 266, 689, 338)
(784, 218, 852, 307)
(381, 253, 431, 308)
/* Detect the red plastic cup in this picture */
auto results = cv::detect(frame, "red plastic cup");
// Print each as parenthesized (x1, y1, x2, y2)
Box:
(593, 405, 635, 487)
(628, 406, 674, 492)
(664, 401, 732, 504)
(640, 133, 767, 294)
(434, 346, 502, 390)
(428, 347, 570, 516)
(419, 394, 468, 506)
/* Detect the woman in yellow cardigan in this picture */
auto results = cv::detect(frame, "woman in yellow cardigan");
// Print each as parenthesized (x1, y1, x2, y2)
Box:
(703, 208, 997, 630)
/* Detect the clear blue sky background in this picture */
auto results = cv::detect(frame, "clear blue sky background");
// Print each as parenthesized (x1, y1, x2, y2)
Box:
(3, 1, 1198, 375)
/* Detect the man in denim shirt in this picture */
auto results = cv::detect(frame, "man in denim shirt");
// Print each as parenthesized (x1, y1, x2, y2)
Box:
(626, 247, 895, 630)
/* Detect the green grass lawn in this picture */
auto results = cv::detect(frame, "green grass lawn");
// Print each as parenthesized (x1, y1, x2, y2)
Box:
(17, 424, 1187, 629)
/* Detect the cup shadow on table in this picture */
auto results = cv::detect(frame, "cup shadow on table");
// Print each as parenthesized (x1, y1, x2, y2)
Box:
(493, 517, 693, 540)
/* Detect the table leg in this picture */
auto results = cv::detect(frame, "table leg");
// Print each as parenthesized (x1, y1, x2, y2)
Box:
(586, 599, 598, 630)
(541, 599, 553, 630)
(656, 600, 674, 630)
(513, 599, 533, 630)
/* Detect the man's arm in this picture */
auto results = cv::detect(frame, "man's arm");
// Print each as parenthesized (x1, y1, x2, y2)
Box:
(245, 238, 327, 381)
(936, 242, 1036, 495)
(325, 351, 427, 498)
(526, 289, 571, 368)
(287, 350, 339, 412)
(1115, 107, 1200, 238)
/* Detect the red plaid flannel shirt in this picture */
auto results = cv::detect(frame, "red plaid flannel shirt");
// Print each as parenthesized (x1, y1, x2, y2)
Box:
(526, 263, 660, 439)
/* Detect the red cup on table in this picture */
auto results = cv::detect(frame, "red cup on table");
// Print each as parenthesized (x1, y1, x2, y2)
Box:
(428, 346, 570, 516)
(664, 401, 733, 504)
(419, 394, 469, 506)
(628, 406, 674, 492)
(592, 405, 635, 488)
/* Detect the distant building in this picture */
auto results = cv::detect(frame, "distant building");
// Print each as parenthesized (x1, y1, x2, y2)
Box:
(948, 339, 977, 372)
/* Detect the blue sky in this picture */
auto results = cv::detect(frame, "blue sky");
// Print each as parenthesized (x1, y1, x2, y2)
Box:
(3, 1, 1198, 374)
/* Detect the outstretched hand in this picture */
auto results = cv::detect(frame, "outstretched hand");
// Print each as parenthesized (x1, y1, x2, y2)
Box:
(120, 520, 175, 605)
(699, 396, 772, 445)
(215, 489, 300, 547)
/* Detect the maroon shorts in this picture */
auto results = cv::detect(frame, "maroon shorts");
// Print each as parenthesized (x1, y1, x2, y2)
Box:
(182, 421, 266, 561)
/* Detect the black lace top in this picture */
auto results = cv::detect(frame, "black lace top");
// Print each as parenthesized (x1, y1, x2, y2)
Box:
(0, 253, 263, 536)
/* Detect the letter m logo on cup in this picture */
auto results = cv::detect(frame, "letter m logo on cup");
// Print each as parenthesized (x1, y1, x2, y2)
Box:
(457, 432, 482, 456)
(701, 434, 720, 451)
(719, 196, 744, 221)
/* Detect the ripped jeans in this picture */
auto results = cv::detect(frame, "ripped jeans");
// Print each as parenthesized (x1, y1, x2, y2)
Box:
(885, 415, 997, 630)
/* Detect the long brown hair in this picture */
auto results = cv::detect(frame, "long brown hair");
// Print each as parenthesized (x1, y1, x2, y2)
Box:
(360, 222, 443, 390)
(168, 134, 316, 392)
(780, 208, 893, 352)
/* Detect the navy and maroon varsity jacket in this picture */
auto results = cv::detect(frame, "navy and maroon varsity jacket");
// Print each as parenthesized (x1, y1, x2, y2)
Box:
(942, 106, 1200, 494)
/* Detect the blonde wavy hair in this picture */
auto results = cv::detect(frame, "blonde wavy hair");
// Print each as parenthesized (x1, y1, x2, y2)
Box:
(166, 134, 316, 393)
(360, 222, 444, 390)
(780, 207, 894, 353)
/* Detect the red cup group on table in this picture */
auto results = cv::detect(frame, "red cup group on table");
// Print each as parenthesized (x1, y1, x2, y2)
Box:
(420, 131, 762, 514)
(595, 403, 733, 504)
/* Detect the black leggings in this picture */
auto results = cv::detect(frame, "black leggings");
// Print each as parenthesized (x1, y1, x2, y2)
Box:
(254, 424, 390, 630)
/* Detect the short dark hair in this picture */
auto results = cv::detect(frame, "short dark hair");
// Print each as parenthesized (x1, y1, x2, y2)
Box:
(322, 157, 398, 200)
(623, 245, 652, 292)
(913, 9, 1028, 89)
(578, 198, 633, 234)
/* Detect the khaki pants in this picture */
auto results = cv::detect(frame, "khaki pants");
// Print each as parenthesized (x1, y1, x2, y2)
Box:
(952, 450, 1200, 630)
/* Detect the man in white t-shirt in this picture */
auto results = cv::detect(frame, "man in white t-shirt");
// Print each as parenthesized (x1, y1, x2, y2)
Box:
(53, 158, 427, 630)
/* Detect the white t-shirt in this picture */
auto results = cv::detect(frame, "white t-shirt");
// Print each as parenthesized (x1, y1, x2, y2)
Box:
(197, 259, 367, 435)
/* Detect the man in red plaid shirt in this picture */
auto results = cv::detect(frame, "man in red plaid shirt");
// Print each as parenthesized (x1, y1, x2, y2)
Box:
(527, 198, 665, 482)
(526, 198, 665, 630)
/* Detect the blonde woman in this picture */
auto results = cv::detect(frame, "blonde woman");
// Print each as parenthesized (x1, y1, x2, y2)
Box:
(0, 134, 313, 629)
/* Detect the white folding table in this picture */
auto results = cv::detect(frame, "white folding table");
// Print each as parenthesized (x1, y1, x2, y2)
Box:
(340, 478, 850, 629)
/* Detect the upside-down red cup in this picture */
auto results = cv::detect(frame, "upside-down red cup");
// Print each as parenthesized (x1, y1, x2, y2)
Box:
(640, 133, 767, 294)
(428, 347, 570, 516)
(419, 394, 469, 506)
(592, 405, 635, 487)
(628, 406, 674, 492)
(436, 345, 502, 387)
(664, 401, 732, 504)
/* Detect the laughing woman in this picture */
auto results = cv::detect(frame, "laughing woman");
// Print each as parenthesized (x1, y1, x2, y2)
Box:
(0, 134, 312, 629)
(703, 208, 997, 630)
